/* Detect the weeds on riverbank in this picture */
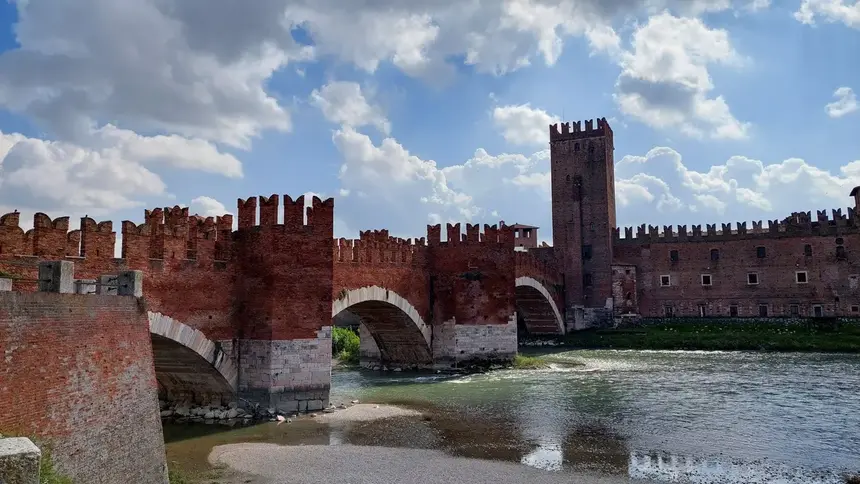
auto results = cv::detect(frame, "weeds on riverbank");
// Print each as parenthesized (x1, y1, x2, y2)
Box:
(333, 327, 360, 364)
(563, 320, 860, 352)
(167, 466, 190, 484)
(512, 354, 551, 369)
(39, 449, 72, 484)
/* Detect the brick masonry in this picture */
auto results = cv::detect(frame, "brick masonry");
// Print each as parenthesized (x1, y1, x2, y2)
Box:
(0, 291, 168, 484)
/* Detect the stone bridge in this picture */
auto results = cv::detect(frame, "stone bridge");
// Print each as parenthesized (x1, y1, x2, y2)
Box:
(0, 193, 563, 413)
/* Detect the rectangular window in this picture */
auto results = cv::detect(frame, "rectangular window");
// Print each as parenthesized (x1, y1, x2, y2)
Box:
(660, 275, 671, 287)
(710, 248, 720, 261)
(747, 273, 759, 285)
(813, 305, 823, 317)
(698, 304, 707, 317)
(836, 246, 846, 258)
(582, 244, 592, 260)
(852, 305, 859, 313)
(790, 304, 800, 316)
(729, 305, 738, 317)
(701, 274, 712, 286)
(670, 250, 679, 262)
(804, 244, 813, 257)
(759, 304, 768, 317)
(583, 273, 593, 287)
(756, 246, 767, 258)
(795, 271, 808, 284)
(664, 305, 674, 317)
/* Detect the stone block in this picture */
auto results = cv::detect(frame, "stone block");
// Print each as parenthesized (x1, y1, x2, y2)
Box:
(96, 275, 118, 295)
(38, 260, 74, 294)
(307, 400, 324, 411)
(0, 278, 11, 292)
(0, 437, 42, 484)
(117, 270, 143, 297)
(74, 279, 97, 295)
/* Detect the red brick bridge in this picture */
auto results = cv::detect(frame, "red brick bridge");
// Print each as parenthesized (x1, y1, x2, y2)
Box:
(0, 194, 563, 412)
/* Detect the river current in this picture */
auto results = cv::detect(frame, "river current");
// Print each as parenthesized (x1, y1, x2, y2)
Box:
(164, 349, 860, 483)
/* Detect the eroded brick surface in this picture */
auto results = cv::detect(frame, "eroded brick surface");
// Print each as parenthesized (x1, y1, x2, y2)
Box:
(0, 292, 167, 484)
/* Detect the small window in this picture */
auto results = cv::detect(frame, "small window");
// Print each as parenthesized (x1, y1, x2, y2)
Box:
(756, 246, 767, 258)
(795, 271, 808, 284)
(836, 237, 844, 245)
(813, 305, 823, 317)
(625, 269, 631, 275)
(660, 275, 671, 287)
(574, 143, 580, 152)
(664, 305, 674, 317)
(804, 244, 813, 257)
(701, 274, 712, 286)
(582, 245, 592, 260)
(698, 304, 707, 317)
(836, 246, 846, 258)
(759, 304, 768, 317)
(747, 273, 759, 285)
(729, 305, 738, 317)
(670, 250, 679, 262)
(583, 273, 593, 287)
(852, 305, 859, 313)
(566, 175, 570, 182)
(790, 304, 799, 316)
(710, 248, 720, 261)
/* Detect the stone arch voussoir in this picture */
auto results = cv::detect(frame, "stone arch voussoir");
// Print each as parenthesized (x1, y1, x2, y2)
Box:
(516, 276, 564, 335)
(332, 286, 432, 348)
(147, 311, 238, 392)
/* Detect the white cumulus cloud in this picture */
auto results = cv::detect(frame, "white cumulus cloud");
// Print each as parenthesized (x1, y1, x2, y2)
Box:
(826, 87, 858, 118)
(492, 104, 560, 146)
(310, 81, 391, 134)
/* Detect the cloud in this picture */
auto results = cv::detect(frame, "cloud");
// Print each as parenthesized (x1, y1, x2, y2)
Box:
(825, 87, 858, 118)
(795, 0, 860, 28)
(189, 196, 231, 218)
(492, 104, 560, 146)
(614, 147, 860, 229)
(613, 12, 751, 140)
(331, 126, 551, 237)
(310, 81, 391, 134)
(0, 129, 167, 216)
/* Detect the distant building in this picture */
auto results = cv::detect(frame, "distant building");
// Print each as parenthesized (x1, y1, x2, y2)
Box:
(510, 223, 539, 250)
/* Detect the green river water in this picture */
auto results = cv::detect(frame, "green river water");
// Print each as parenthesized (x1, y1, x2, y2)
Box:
(164, 349, 860, 483)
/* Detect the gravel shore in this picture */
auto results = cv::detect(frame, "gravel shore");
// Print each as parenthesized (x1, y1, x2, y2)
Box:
(209, 443, 642, 484)
(314, 403, 422, 423)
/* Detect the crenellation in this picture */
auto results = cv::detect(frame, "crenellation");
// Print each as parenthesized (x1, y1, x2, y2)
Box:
(678, 225, 688, 240)
(549, 117, 612, 141)
(649, 225, 659, 241)
(706, 224, 717, 236)
(737, 221, 747, 235)
(237, 197, 258, 230)
(307, 196, 335, 230)
(466, 223, 480, 242)
(445, 223, 461, 245)
(66, 230, 82, 257)
(721, 223, 731, 235)
(663, 225, 674, 238)
(259, 194, 279, 226)
(163, 206, 189, 228)
(283, 195, 304, 228)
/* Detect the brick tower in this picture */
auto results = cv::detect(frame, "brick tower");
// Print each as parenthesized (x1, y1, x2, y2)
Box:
(549, 118, 616, 329)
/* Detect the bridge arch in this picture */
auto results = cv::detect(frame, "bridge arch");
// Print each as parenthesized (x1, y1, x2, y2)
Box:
(332, 286, 432, 367)
(148, 312, 237, 404)
(515, 276, 564, 335)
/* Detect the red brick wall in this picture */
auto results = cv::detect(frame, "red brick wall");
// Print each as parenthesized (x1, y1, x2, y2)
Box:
(615, 226, 860, 318)
(232, 195, 333, 340)
(515, 250, 564, 310)
(0, 292, 167, 483)
(428, 223, 515, 325)
(549, 119, 616, 309)
(332, 231, 430, 320)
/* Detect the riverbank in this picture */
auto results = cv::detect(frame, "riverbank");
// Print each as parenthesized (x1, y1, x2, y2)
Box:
(550, 320, 860, 352)
(208, 444, 641, 484)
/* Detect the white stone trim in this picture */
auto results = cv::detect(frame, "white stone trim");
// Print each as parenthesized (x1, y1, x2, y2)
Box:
(332, 286, 431, 347)
(515, 276, 564, 334)
(147, 311, 238, 391)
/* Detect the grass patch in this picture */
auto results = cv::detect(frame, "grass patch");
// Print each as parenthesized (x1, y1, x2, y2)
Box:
(332, 326, 360, 364)
(39, 449, 72, 484)
(564, 320, 860, 353)
(167, 466, 191, 484)
(512, 354, 551, 369)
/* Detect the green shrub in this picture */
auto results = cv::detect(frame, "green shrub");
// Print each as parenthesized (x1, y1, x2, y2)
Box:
(167, 466, 190, 484)
(39, 449, 72, 484)
(332, 327, 360, 364)
(512, 354, 551, 369)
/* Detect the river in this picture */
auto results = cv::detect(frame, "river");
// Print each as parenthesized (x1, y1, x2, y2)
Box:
(164, 349, 860, 483)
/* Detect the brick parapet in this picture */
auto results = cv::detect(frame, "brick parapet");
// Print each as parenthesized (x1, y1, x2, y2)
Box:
(549, 118, 613, 142)
(614, 208, 860, 245)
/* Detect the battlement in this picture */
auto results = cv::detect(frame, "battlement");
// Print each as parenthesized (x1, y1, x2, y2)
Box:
(613, 206, 860, 244)
(549, 117, 613, 142)
(334, 235, 426, 265)
(426, 223, 515, 247)
(236, 194, 334, 231)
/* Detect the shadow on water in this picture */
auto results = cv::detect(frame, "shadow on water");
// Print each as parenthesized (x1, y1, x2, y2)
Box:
(164, 349, 860, 483)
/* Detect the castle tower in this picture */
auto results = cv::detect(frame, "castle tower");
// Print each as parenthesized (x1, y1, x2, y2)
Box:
(549, 118, 616, 329)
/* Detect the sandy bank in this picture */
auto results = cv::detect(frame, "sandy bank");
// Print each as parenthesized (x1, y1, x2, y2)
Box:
(209, 443, 640, 484)
(314, 403, 422, 423)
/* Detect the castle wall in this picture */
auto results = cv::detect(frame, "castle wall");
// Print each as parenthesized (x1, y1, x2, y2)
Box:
(615, 213, 860, 318)
(0, 291, 167, 484)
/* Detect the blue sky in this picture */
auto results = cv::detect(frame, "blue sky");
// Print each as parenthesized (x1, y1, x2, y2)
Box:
(0, 0, 858, 249)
